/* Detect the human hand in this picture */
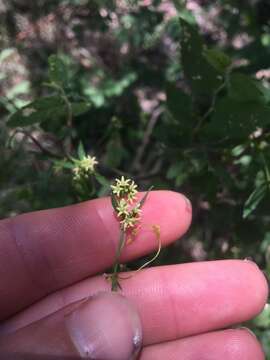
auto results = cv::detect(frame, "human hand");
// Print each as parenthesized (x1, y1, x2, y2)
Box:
(0, 191, 267, 359)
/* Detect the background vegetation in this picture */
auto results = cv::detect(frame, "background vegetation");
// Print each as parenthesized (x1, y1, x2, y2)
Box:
(1, 0, 270, 355)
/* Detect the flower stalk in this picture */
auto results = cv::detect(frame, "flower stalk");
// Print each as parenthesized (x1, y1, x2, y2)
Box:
(109, 177, 157, 291)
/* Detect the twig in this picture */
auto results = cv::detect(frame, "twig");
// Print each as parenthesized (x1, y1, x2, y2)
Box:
(192, 70, 231, 136)
(131, 106, 163, 171)
(193, 81, 226, 135)
(11, 129, 62, 159)
(111, 228, 126, 291)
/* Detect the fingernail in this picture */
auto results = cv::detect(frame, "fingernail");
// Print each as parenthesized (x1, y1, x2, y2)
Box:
(243, 257, 259, 269)
(65, 292, 142, 360)
(243, 258, 270, 298)
(237, 326, 257, 338)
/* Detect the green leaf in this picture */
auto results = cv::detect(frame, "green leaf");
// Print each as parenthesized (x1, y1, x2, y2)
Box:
(204, 97, 270, 141)
(173, 6, 196, 24)
(48, 55, 68, 88)
(95, 173, 109, 187)
(166, 83, 193, 127)
(7, 97, 90, 128)
(103, 72, 137, 97)
(167, 162, 185, 180)
(253, 303, 270, 328)
(105, 134, 124, 168)
(255, 82, 270, 103)
(243, 183, 268, 218)
(180, 18, 223, 98)
(228, 73, 267, 104)
(71, 102, 91, 116)
(7, 96, 66, 127)
(77, 142, 86, 160)
(203, 49, 232, 73)
(54, 159, 74, 170)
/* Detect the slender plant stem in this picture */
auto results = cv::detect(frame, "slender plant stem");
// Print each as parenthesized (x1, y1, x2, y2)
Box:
(192, 69, 231, 136)
(111, 228, 126, 291)
(11, 129, 62, 159)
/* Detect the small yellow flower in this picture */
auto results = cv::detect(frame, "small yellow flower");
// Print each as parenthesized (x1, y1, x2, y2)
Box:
(126, 180, 138, 203)
(72, 166, 80, 180)
(111, 176, 130, 196)
(121, 215, 138, 230)
(111, 176, 138, 202)
(119, 204, 141, 231)
(80, 155, 98, 173)
(109, 177, 156, 292)
(129, 204, 141, 219)
(116, 198, 129, 217)
(72, 155, 98, 181)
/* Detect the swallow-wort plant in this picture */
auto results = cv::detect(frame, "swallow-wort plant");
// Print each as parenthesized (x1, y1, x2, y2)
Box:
(108, 176, 161, 291)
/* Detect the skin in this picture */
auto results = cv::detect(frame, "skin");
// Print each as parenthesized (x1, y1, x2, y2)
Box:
(0, 190, 267, 359)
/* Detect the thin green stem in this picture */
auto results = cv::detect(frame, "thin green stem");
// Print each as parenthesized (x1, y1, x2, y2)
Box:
(9, 129, 62, 159)
(111, 228, 126, 291)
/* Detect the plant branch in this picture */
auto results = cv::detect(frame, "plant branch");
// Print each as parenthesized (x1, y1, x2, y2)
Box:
(11, 129, 62, 159)
(111, 228, 126, 291)
(131, 106, 163, 171)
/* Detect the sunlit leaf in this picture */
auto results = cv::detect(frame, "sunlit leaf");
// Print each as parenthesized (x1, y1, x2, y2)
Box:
(49, 55, 68, 87)
(243, 183, 268, 218)
(77, 141, 86, 160)
(7, 96, 65, 127)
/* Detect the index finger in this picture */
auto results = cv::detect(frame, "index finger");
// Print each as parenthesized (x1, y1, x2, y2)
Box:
(0, 190, 191, 320)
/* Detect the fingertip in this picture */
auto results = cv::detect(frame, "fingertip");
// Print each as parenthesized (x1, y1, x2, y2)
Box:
(162, 190, 192, 237)
(230, 328, 265, 359)
(241, 259, 269, 315)
(96, 190, 192, 242)
(141, 328, 265, 360)
(142, 190, 192, 244)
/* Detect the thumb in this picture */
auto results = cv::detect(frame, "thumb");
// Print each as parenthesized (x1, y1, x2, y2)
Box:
(0, 292, 143, 360)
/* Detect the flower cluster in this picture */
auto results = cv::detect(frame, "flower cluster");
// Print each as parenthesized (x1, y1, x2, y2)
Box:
(111, 176, 138, 203)
(109, 177, 160, 292)
(72, 155, 98, 181)
(111, 176, 141, 231)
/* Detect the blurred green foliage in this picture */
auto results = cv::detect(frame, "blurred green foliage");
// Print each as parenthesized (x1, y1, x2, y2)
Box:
(1, 0, 270, 355)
